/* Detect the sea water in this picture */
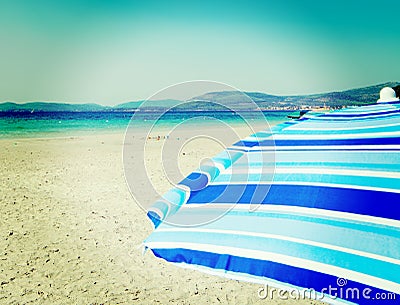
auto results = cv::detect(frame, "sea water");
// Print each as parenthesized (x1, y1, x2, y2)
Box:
(0, 111, 291, 138)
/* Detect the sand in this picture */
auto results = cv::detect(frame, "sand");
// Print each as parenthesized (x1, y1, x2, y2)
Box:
(0, 129, 324, 304)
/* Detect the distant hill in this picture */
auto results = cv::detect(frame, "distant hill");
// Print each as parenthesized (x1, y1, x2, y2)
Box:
(193, 82, 400, 110)
(114, 99, 181, 111)
(114, 101, 144, 109)
(0, 102, 108, 112)
(1, 82, 399, 112)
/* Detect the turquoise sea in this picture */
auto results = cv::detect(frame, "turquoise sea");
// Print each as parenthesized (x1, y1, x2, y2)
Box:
(0, 111, 291, 138)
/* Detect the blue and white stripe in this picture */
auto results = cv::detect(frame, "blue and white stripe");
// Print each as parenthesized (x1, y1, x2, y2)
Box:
(144, 102, 400, 304)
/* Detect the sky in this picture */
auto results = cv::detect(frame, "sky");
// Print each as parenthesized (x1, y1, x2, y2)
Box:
(1, 0, 399, 105)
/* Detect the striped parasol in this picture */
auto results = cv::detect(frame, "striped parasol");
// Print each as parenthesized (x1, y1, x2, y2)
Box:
(144, 100, 400, 304)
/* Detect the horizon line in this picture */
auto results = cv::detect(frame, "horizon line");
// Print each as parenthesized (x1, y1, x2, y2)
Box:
(1, 80, 398, 107)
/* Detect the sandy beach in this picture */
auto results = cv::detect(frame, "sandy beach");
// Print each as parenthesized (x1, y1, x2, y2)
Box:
(0, 129, 324, 304)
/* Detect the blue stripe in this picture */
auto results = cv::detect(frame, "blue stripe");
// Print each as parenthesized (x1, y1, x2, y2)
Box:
(229, 147, 400, 152)
(302, 112, 400, 122)
(147, 211, 162, 228)
(147, 231, 399, 281)
(186, 184, 400, 220)
(383, 101, 400, 105)
(321, 109, 400, 118)
(180, 172, 209, 191)
(293, 114, 400, 127)
(151, 248, 399, 304)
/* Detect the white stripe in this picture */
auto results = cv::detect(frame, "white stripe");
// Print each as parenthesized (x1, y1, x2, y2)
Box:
(253, 149, 400, 156)
(245, 129, 400, 141)
(209, 180, 400, 194)
(288, 121, 400, 131)
(338, 108, 395, 114)
(235, 145, 400, 151)
(144, 242, 400, 294)
(308, 112, 400, 121)
(177, 184, 191, 195)
(242, 136, 270, 142)
(155, 228, 400, 265)
(180, 204, 400, 228)
(231, 167, 400, 179)
(230, 149, 400, 162)
(148, 207, 163, 218)
(149, 185, 191, 220)
(213, 162, 226, 173)
(326, 108, 397, 116)
(272, 130, 400, 140)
